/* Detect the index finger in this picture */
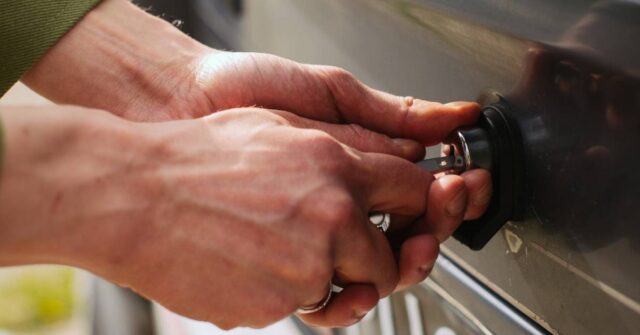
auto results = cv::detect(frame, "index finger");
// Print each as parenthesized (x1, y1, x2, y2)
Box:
(313, 66, 482, 145)
(352, 151, 434, 226)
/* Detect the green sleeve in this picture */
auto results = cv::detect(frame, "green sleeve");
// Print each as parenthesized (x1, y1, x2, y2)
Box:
(0, 0, 102, 96)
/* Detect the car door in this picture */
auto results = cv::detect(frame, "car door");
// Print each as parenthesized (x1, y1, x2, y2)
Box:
(185, 1, 640, 334)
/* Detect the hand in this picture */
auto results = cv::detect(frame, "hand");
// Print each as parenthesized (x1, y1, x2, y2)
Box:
(22, 0, 481, 145)
(0, 105, 444, 328)
(23, 0, 479, 142)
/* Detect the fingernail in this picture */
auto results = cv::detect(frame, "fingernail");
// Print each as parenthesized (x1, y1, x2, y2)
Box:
(446, 190, 467, 217)
(473, 183, 493, 206)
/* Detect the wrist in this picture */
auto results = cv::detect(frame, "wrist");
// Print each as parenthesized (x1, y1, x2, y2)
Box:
(0, 106, 159, 274)
(22, 0, 213, 121)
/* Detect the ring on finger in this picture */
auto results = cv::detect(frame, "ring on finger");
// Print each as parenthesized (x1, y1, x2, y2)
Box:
(369, 213, 391, 233)
(296, 280, 334, 314)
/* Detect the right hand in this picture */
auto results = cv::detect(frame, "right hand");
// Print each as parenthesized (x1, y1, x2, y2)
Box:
(0, 104, 473, 329)
(0, 105, 438, 329)
(119, 108, 437, 329)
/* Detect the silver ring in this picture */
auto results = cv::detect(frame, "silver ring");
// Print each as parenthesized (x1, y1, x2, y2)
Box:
(296, 280, 334, 314)
(369, 213, 391, 233)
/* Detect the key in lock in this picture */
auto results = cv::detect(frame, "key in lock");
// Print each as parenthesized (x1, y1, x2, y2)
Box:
(417, 99, 526, 250)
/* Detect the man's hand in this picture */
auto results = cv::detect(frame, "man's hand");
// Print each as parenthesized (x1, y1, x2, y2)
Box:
(23, 0, 479, 144)
(0, 105, 448, 328)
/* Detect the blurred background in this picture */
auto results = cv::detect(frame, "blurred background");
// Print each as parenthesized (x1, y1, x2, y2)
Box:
(0, 265, 84, 335)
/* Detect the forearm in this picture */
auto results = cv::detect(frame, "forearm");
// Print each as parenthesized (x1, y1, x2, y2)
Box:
(0, 106, 157, 272)
(22, 0, 213, 121)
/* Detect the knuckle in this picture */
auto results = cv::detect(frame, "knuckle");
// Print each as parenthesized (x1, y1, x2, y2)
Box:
(214, 317, 240, 331)
(300, 131, 353, 174)
(315, 194, 358, 232)
(320, 66, 362, 101)
(246, 293, 298, 328)
(325, 66, 357, 86)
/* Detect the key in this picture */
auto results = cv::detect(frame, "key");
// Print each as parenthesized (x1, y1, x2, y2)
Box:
(416, 145, 466, 174)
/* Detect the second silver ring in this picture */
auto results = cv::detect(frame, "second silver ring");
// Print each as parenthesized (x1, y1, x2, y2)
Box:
(296, 280, 334, 314)
(369, 213, 391, 233)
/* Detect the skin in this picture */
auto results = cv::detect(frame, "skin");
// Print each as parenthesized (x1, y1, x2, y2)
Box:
(1, 0, 492, 329)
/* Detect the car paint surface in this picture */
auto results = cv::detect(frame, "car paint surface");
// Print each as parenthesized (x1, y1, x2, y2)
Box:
(188, 0, 640, 334)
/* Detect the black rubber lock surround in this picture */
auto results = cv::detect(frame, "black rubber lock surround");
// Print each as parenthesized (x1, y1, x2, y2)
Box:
(452, 100, 526, 250)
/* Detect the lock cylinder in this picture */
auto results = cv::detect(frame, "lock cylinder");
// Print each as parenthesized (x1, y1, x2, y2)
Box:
(450, 127, 493, 172)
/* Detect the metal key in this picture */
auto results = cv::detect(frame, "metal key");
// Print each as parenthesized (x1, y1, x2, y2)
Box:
(416, 145, 466, 174)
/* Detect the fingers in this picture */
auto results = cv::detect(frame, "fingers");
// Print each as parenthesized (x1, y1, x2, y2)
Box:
(394, 234, 439, 292)
(389, 172, 489, 294)
(355, 152, 434, 221)
(294, 179, 405, 327)
(206, 54, 481, 146)
(303, 188, 398, 299)
(273, 110, 425, 161)
(461, 169, 492, 220)
(299, 148, 439, 325)
(299, 237, 439, 326)
(426, 175, 468, 242)
(312, 66, 481, 145)
(297, 284, 379, 327)
(300, 235, 439, 326)
(295, 149, 489, 326)
(387, 170, 492, 244)
(331, 206, 399, 298)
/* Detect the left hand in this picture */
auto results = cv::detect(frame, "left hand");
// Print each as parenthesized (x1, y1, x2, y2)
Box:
(183, 51, 482, 146)
(23, 0, 479, 146)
